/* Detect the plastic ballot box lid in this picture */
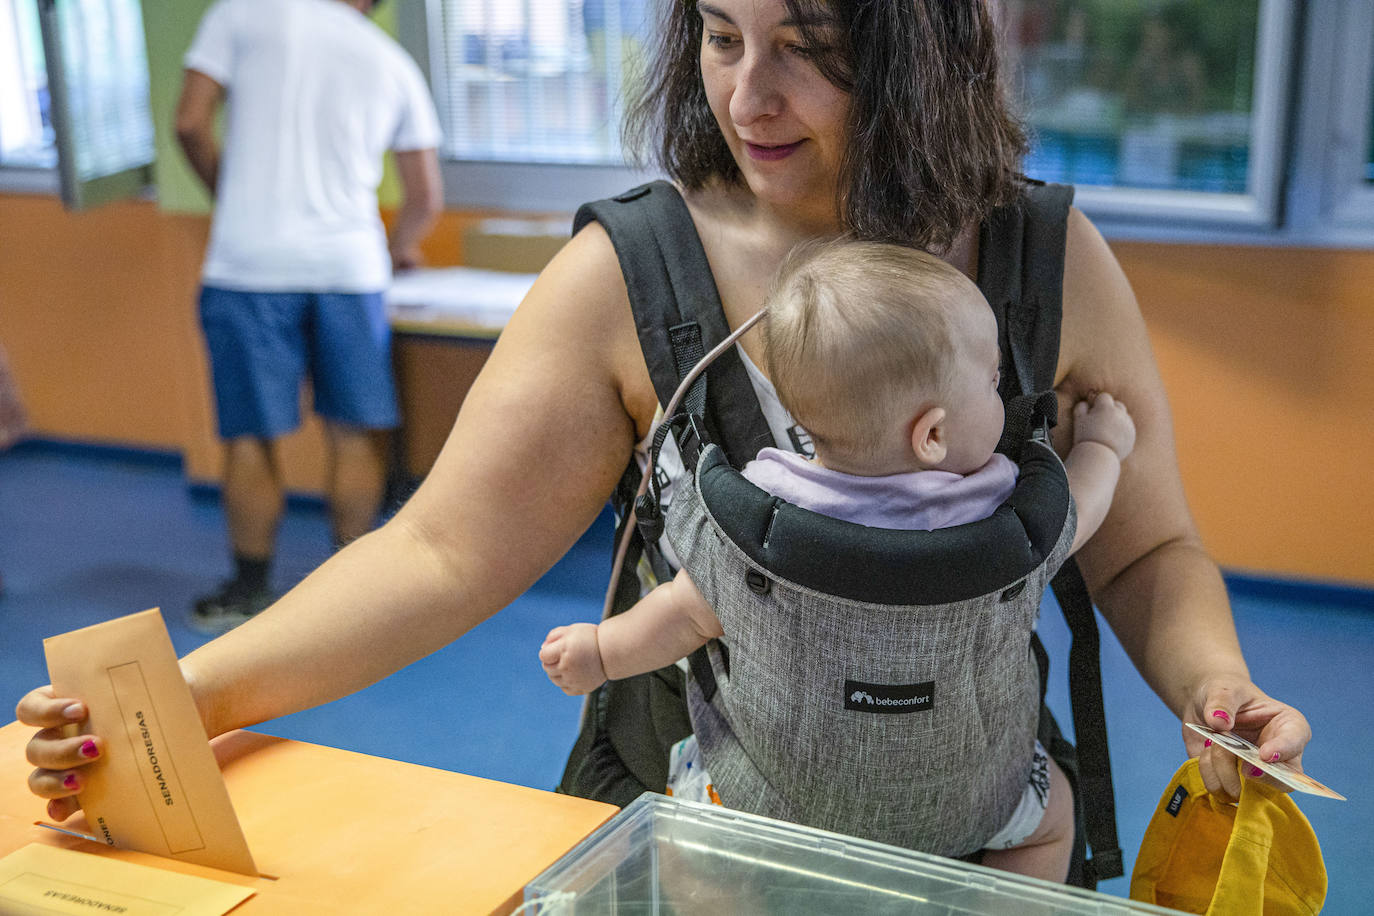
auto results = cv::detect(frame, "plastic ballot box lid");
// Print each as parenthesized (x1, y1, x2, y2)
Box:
(526, 793, 1179, 915)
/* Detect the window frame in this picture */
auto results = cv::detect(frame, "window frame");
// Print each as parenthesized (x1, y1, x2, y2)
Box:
(1285, 0, 1374, 243)
(1070, 0, 1297, 234)
(413, 0, 1330, 243)
(3, 0, 1371, 249)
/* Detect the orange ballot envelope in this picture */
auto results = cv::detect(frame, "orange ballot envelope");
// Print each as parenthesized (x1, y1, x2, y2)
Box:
(43, 608, 258, 876)
(0, 844, 255, 915)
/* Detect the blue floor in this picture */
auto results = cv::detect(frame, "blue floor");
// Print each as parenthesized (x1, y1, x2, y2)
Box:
(1, 441, 1369, 911)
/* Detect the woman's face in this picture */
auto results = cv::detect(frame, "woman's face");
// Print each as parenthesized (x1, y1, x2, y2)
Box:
(697, 0, 850, 223)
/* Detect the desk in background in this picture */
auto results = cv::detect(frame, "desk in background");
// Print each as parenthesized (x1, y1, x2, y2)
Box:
(386, 267, 536, 482)
(0, 722, 615, 914)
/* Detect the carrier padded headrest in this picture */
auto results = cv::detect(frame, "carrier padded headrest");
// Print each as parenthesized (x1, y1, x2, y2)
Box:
(694, 441, 1070, 606)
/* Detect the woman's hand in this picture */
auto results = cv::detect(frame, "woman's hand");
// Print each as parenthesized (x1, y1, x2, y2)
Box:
(15, 686, 104, 823)
(1185, 676, 1312, 800)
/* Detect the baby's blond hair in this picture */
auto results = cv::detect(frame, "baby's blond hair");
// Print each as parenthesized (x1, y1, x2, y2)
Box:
(762, 239, 988, 471)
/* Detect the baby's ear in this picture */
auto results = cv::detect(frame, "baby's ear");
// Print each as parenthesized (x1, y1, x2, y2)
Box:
(911, 406, 947, 468)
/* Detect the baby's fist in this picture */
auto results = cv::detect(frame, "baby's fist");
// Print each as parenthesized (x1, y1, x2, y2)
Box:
(1073, 393, 1136, 461)
(539, 623, 606, 696)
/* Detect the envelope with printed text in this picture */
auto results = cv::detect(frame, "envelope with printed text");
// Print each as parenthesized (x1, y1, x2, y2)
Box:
(43, 608, 258, 875)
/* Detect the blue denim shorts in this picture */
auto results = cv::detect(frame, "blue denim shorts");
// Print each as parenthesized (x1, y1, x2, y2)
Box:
(199, 286, 399, 439)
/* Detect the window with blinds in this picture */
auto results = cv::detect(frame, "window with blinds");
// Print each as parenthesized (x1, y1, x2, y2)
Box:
(37, 0, 155, 209)
(0, 0, 54, 168)
(429, 0, 651, 165)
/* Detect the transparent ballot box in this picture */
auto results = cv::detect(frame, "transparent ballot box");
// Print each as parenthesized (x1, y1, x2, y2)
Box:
(525, 794, 1177, 915)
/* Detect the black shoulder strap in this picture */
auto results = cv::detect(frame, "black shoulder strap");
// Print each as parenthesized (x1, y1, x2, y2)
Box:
(978, 180, 1073, 399)
(575, 181, 773, 703)
(980, 181, 1123, 886)
(574, 181, 773, 469)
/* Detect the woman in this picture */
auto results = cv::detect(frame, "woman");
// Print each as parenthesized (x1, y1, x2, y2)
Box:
(19, 0, 1309, 866)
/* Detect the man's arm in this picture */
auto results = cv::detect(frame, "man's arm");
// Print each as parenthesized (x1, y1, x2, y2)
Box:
(388, 148, 443, 271)
(173, 69, 225, 196)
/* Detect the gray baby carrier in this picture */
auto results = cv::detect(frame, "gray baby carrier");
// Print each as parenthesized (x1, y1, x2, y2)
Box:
(654, 392, 1075, 856)
(558, 180, 1124, 885)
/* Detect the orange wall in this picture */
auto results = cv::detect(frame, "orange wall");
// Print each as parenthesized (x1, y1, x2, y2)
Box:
(1, 193, 1370, 586)
(1116, 242, 1374, 586)
(0, 196, 206, 451)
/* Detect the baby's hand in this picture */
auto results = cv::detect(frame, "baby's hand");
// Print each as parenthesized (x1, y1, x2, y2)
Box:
(539, 623, 607, 696)
(1073, 392, 1136, 461)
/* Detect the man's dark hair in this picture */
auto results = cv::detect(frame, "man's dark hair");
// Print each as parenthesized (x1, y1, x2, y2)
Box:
(624, 0, 1028, 251)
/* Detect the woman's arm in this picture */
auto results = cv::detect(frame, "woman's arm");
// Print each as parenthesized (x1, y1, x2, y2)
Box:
(1054, 209, 1310, 796)
(186, 223, 655, 735)
(20, 221, 662, 814)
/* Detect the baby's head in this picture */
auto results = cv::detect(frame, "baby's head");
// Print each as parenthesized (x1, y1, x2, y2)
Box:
(762, 239, 1004, 477)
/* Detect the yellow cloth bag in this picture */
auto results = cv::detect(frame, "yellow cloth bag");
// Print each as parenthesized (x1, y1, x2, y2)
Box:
(1130, 758, 1326, 914)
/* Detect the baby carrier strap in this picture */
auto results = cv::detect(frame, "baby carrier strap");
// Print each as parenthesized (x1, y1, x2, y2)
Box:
(982, 181, 1123, 884)
(573, 181, 774, 471)
(574, 181, 771, 696)
(558, 182, 772, 800)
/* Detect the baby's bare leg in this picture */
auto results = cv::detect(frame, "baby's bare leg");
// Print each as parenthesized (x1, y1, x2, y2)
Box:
(980, 756, 1074, 882)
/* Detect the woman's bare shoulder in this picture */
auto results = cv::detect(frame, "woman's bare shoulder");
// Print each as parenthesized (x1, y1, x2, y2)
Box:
(500, 219, 659, 438)
(1056, 206, 1152, 397)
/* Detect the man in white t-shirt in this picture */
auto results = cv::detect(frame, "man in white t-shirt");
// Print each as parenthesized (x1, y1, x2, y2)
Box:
(174, 0, 443, 633)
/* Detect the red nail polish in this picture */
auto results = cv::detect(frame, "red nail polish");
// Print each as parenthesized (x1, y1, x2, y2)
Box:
(1204, 739, 1212, 748)
(1269, 752, 1281, 762)
(1211, 710, 1230, 723)
(1248, 766, 1264, 778)
(62, 774, 78, 790)
(80, 740, 98, 759)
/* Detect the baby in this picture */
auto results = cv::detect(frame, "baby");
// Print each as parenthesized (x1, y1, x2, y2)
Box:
(540, 240, 1135, 881)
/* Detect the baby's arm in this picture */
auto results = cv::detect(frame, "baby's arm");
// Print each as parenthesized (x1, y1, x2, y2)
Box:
(539, 570, 724, 696)
(1065, 392, 1136, 555)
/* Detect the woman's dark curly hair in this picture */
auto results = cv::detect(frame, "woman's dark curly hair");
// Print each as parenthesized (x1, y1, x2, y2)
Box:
(624, 0, 1028, 251)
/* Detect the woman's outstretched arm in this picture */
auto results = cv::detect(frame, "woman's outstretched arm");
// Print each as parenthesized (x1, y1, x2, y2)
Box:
(19, 221, 662, 818)
(1054, 208, 1310, 799)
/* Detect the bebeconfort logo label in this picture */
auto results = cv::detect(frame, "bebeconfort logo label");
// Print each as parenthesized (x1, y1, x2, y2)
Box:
(844, 679, 935, 714)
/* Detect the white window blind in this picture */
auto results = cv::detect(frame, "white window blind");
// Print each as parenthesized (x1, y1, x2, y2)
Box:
(47, 0, 153, 180)
(430, 0, 650, 165)
(36, 0, 154, 208)
(0, 0, 54, 167)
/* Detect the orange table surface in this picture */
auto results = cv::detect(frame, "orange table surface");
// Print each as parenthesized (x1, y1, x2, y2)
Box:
(0, 721, 617, 914)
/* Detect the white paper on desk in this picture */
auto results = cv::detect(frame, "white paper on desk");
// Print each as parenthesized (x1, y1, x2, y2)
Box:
(386, 266, 535, 324)
(43, 608, 258, 875)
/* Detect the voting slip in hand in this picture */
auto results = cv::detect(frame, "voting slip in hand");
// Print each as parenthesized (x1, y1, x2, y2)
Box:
(1186, 722, 1347, 801)
(43, 608, 259, 875)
